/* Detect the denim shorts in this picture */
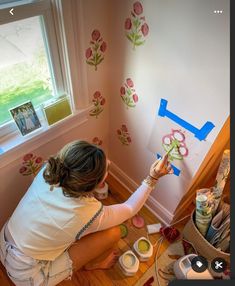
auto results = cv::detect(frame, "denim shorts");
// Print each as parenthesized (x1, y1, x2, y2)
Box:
(0, 223, 73, 286)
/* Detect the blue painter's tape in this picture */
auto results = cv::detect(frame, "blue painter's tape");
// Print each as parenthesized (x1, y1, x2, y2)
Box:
(0, 148, 4, 155)
(156, 153, 181, 176)
(157, 98, 215, 141)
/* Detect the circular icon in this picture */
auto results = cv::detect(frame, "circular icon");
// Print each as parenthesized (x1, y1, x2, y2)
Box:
(211, 258, 227, 273)
(191, 256, 208, 273)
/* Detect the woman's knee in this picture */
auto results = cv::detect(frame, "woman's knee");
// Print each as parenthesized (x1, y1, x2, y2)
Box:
(107, 226, 121, 242)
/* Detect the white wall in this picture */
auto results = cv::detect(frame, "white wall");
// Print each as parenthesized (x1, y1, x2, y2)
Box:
(107, 0, 229, 222)
(0, 0, 229, 227)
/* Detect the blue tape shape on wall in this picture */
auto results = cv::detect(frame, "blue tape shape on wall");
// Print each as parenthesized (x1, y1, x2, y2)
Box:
(158, 98, 215, 141)
(156, 153, 181, 176)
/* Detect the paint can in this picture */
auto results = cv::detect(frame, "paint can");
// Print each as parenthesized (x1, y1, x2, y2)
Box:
(118, 250, 139, 276)
(133, 237, 153, 261)
(94, 182, 109, 200)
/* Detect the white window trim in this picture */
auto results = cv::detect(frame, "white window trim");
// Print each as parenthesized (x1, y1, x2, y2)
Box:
(0, 0, 91, 165)
(56, 0, 90, 108)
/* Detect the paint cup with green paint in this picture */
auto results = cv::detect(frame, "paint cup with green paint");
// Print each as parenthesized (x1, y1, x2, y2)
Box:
(133, 237, 153, 261)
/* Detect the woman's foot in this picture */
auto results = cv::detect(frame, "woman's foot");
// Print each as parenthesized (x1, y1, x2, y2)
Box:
(83, 249, 120, 270)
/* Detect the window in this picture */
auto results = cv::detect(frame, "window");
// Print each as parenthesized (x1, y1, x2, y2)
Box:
(0, 16, 54, 125)
(0, 0, 68, 136)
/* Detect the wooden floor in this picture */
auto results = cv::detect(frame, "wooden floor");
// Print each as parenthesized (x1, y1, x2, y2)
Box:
(0, 174, 194, 286)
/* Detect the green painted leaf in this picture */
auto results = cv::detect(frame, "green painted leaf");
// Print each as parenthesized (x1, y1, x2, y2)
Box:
(135, 40, 145, 46)
(96, 53, 102, 61)
(135, 34, 142, 41)
(126, 34, 134, 43)
(126, 89, 132, 96)
(120, 96, 125, 103)
(86, 60, 95, 66)
(127, 102, 136, 108)
(94, 43, 99, 51)
(133, 19, 141, 28)
(96, 57, 104, 65)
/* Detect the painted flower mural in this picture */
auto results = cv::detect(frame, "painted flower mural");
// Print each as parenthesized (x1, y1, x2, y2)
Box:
(125, 1, 149, 49)
(92, 137, 103, 146)
(117, 124, 132, 145)
(162, 129, 188, 161)
(19, 153, 43, 177)
(89, 91, 106, 118)
(120, 78, 138, 108)
(85, 29, 107, 71)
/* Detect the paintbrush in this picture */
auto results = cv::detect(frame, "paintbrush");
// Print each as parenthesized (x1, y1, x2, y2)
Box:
(165, 144, 175, 156)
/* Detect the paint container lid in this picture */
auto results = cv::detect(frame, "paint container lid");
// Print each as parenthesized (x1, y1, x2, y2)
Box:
(119, 250, 139, 275)
(133, 237, 153, 260)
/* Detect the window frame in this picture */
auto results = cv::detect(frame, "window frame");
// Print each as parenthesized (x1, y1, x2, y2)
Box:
(0, 0, 69, 136)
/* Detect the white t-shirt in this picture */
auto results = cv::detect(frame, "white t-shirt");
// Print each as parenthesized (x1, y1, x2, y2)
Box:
(7, 167, 155, 261)
(7, 167, 103, 261)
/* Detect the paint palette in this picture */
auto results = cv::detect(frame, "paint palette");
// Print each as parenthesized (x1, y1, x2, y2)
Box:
(119, 250, 139, 276)
(133, 237, 153, 261)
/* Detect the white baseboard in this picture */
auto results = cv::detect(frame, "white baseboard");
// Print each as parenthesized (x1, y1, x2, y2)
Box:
(109, 161, 174, 226)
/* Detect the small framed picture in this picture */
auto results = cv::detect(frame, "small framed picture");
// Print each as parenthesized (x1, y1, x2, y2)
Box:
(9, 101, 41, 136)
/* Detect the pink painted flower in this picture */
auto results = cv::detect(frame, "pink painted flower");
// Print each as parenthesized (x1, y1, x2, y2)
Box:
(19, 166, 27, 174)
(100, 98, 106, 105)
(92, 137, 102, 146)
(127, 137, 132, 143)
(133, 1, 143, 15)
(117, 129, 121, 135)
(141, 23, 149, 36)
(125, 18, 132, 30)
(100, 41, 107, 52)
(94, 91, 101, 99)
(23, 153, 33, 161)
(92, 30, 101, 41)
(35, 157, 43, 164)
(126, 78, 134, 87)
(133, 94, 138, 103)
(120, 86, 125, 95)
(121, 125, 128, 132)
(85, 47, 92, 59)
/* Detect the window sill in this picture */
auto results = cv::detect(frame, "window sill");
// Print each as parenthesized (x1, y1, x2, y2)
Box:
(0, 106, 91, 169)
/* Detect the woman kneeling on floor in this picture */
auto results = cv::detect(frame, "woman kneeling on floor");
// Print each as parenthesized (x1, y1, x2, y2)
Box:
(0, 140, 172, 286)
